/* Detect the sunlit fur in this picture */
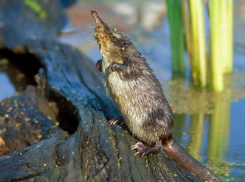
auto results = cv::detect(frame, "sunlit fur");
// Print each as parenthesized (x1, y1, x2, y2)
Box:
(94, 19, 174, 145)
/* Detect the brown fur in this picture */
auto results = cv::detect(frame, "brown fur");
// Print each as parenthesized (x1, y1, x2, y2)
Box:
(92, 11, 174, 145)
(91, 11, 221, 182)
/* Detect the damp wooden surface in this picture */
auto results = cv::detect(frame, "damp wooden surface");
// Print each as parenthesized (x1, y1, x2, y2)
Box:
(0, 41, 201, 182)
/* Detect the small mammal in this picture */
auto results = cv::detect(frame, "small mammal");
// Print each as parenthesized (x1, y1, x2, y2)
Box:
(91, 11, 221, 182)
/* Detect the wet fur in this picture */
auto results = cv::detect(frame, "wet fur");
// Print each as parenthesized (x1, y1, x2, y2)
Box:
(92, 12, 222, 181)
(94, 19, 174, 145)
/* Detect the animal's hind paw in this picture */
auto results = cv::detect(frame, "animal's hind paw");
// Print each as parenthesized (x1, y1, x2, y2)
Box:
(131, 142, 161, 156)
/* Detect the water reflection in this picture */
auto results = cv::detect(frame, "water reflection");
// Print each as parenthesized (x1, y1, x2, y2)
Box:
(207, 92, 231, 163)
(188, 113, 206, 162)
(0, 58, 30, 101)
(172, 88, 245, 180)
(0, 73, 16, 101)
(173, 114, 186, 140)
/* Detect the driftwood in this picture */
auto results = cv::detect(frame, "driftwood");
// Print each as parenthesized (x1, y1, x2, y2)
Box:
(0, 1, 201, 181)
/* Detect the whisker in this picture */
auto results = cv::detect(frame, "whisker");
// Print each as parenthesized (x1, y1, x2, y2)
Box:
(86, 24, 95, 32)
(84, 35, 97, 47)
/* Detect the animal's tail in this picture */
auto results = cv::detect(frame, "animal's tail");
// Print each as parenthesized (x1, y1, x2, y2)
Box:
(163, 138, 222, 182)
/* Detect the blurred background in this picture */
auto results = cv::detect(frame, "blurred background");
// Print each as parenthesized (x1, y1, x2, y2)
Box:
(0, 0, 245, 181)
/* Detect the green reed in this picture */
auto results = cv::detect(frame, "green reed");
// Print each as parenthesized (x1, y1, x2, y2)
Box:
(167, 0, 233, 91)
(189, 0, 207, 87)
(166, 0, 186, 78)
(210, 0, 233, 91)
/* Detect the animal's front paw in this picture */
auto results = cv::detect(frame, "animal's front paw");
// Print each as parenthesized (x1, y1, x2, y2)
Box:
(109, 116, 125, 126)
(109, 62, 117, 73)
(109, 62, 127, 73)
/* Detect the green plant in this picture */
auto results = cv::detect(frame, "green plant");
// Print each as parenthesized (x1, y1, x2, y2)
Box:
(166, 0, 234, 92)
(166, 0, 186, 78)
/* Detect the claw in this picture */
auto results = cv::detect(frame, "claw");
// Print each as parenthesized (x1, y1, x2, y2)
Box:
(131, 146, 136, 150)
(131, 142, 161, 156)
(108, 116, 125, 126)
(108, 119, 117, 125)
(134, 152, 140, 156)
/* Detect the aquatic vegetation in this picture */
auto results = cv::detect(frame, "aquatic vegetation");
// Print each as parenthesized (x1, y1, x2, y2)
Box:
(209, 0, 234, 91)
(166, 0, 185, 78)
(24, 0, 47, 19)
(167, 0, 233, 91)
(189, 0, 207, 88)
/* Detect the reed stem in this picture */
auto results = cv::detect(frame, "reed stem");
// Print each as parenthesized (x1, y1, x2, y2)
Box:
(209, 0, 233, 91)
(166, 0, 185, 78)
(181, 0, 193, 70)
(224, 0, 233, 73)
(189, 0, 207, 87)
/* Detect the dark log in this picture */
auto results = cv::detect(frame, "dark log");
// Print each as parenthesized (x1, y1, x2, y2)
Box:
(0, 85, 63, 156)
(0, 41, 201, 182)
(0, 0, 67, 47)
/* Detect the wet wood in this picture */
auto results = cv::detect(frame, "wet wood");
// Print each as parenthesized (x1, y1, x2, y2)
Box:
(0, 85, 62, 156)
(0, 41, 200, 182)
